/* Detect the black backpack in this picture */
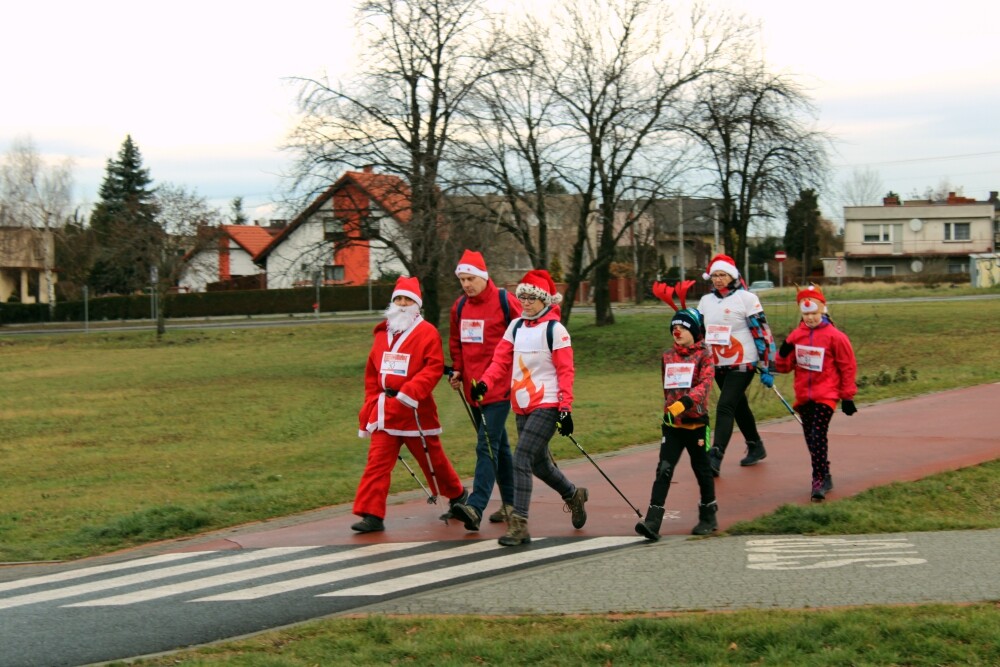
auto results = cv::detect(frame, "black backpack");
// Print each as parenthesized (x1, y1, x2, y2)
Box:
(456, 288, 512, 326)
(511, 318, 556, 352)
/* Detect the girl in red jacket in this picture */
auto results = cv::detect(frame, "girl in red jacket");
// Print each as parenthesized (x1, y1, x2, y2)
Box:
(774, 285, 858, 501)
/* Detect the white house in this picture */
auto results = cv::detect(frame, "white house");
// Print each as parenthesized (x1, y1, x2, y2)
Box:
(831, 192, 998, 279)
(256, 167, 409, 289)
(178, 225, 275, 293)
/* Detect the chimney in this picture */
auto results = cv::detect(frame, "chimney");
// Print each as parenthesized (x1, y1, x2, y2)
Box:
(882, 193, 900, 206)
(362, 165, 374, 173)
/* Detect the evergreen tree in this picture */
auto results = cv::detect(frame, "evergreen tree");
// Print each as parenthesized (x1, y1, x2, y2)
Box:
(89, 135, 159, 294)
(784, 189, 822, 282)
(230, 196, 248, 225)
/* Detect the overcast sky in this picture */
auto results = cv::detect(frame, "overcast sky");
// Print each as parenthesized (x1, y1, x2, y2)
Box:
(3, 0, 998, 225)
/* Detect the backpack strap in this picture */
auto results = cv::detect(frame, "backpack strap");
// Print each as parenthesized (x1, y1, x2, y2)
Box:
(510, 318, 555, 352)
(458, 289, 511, 325)
(498, 288, 511, 325)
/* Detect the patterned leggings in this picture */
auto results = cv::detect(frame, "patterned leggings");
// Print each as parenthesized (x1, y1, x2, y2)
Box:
(511, 408, 576, 518)
(800, 401, 834, 482)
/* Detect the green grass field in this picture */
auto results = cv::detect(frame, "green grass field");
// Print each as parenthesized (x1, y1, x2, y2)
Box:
(2, 291, 999, 562)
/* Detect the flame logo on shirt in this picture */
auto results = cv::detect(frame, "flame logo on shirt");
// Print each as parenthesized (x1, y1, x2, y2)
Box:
(713, 338, 745, 366)
(510, 356, 545, 409)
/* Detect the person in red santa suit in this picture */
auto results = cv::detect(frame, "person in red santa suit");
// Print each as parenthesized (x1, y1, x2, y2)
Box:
(352, 276, 468, 533)
(696, 254, 776, 476)
(446, 250, 522, 531)
(471, 269, 588, 547)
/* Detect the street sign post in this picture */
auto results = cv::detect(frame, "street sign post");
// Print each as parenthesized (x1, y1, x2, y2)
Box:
(774, 250, 787, 287)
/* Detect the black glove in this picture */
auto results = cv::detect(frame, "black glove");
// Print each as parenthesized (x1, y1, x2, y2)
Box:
(841, 399, 857, 416)
(779, 339, 794, 357)
(384, 388, 398, 398)
(556, 411, 574, 437)
(470, 380, 488, 403)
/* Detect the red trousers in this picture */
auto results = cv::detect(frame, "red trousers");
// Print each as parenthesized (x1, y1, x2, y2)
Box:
(353, 430, 464, 520)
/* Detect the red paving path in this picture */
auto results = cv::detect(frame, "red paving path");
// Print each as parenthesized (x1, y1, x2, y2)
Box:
(176, 383, 1000, 552)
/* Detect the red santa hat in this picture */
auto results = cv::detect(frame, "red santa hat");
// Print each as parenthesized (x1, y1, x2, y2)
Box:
(391, 276, 423, 307)
(455, 249, 489, 280)
(516, 268, 563, 305)
(796, 284, 826, 313)
(702, 254, 740, 281)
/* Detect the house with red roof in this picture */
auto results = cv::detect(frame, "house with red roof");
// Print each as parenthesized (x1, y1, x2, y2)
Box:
(178, 224, 276, 292)
(255, 166, 410, 289)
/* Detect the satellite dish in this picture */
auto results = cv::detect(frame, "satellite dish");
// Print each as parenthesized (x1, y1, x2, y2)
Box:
(909, 218, 923, 232)
(911, 260, 924, 273)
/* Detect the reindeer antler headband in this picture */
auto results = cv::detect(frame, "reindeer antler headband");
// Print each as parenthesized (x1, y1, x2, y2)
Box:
(652, 279, 696, 311)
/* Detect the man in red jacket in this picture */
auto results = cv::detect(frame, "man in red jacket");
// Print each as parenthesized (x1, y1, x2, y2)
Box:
(446, 250, 522, 531)
(353, 276, 467, 533)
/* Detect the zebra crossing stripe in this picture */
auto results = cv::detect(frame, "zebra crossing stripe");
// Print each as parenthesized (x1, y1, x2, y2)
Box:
(194, 539, 523, 602)
(0, 553, 203, 594)
(0, 547, 315, 611)
(322, 536, 639, 597)
(65, 542, 423, 607)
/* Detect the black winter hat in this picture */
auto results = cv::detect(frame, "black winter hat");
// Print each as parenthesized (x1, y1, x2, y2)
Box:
(671, 308, 704, 342)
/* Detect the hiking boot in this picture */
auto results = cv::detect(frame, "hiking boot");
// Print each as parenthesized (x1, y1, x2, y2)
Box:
(350, 514, 385, 533)
(449, 503, 481, 531)
(823, 474, 834, 493)
(498, 513, 530, 546)
(739, 439, 767, 466)
(449, 487, 469, 508)
(811, 478, 826, 502)
(563, 486, 589, 529)
(635, 504, 665, 542)
(707, 446, 724, 477)
(488, 504, 515, 523)
(691, 501, 718, 535)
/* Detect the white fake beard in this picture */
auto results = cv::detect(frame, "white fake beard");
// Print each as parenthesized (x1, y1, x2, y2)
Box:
(385, 303, 420, 333)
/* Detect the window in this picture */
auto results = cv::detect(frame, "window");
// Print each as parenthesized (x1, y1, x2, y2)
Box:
(947, 262, 968, 274)
(943, 222, 970, 241)
(323, 216, 349, 241)
(862, 224, 892, 243)
(864, 265, 893, 277)
(325, 265, 345, 282)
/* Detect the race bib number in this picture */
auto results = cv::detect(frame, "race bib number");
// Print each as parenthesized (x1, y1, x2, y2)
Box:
(795, 344, 825, 372)
(380, 351, 411, 376)
(460, 319, 485, 344)
(705, 324, 732, 346)
(663, 363, 695, 389)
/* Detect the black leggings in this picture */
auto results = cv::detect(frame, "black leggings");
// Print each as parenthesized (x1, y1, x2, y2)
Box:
(712, 368, 761, 452)
(648, 425, 715, 507)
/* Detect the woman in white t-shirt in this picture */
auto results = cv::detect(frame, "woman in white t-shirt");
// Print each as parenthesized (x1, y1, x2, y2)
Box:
(696, 254, 776, 476)
(473, 269, 588, 547)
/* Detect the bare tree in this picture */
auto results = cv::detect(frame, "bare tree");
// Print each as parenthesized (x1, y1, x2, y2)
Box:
(678, 63, 831, 270)
(533, 0, 751, 325)
(0, 137, 74, 313)
(838, 167, 884, 206)
(149, 184, 221, 338)
(449, 16, 565, 270)
(287, 0, 504, 326)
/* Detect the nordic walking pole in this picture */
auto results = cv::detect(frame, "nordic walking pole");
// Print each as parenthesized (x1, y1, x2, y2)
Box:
(411, 408, 440, 504)
(397, 453, 434, 502)
(772, 385, 803, 425)
(445, 366, 512, 521)
(566, 433, 642, 518)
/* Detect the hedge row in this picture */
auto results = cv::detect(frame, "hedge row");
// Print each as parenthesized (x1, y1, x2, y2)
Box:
(0, 284, 397, 325)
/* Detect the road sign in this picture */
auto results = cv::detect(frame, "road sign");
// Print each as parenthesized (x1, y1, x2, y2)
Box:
(774, 250, 787, 262)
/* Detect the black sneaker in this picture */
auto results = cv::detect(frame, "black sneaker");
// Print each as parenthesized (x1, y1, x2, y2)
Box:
(449, 487, 469, 508)
(739, 440, 767, 466)
(449, 503, 481, 531)
(708, 447, 724, 477)
(811, 479, 826, 502)
(350, 514, 385, 533)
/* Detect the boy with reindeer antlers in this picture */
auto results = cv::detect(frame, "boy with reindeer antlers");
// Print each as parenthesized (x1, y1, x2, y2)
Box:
(636, 280, 717, 540)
